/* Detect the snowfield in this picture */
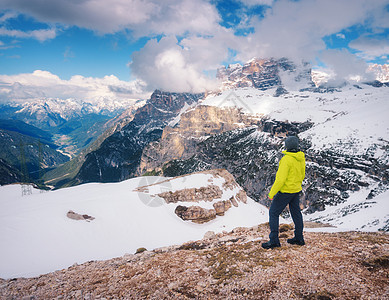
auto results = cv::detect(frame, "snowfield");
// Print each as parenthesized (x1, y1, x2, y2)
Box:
(201, 84, 389, 158)
(0, 176, 268, 279)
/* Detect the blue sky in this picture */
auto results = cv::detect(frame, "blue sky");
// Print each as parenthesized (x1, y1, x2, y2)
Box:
(0, 0, 388, 102)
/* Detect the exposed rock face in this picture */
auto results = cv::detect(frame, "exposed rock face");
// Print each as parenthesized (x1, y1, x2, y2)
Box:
(213, 200, 232, 216)
(139, 105, 261, 175)
(216, 57, 314, 91)
(158, 185, 223, 203)
(175, 205, 217, 224)
(74, 90, 203, 184)
(136, 169, 248, 224)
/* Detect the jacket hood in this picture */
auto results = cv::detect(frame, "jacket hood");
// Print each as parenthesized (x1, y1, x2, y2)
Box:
(282, 150, 305, 161)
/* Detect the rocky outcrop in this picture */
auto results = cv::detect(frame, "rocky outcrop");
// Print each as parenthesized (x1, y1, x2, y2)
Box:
(136, 169, 248, 224)
(213, 199, 232, 216)
(175, 205, 217, 223)
(174, 199, 233, 223)
(158, 185, 223, 203)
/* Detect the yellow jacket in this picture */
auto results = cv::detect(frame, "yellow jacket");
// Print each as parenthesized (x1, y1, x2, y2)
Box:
(268, 150, 306, 199)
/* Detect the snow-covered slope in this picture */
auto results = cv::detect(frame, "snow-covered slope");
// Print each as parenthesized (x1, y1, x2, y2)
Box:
(201, 84, 389, 160)
(305, 188, 389, 232)
(0, 173, 268, 279)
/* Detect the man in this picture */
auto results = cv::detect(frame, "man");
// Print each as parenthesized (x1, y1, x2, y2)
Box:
(262, 136, 306, 249)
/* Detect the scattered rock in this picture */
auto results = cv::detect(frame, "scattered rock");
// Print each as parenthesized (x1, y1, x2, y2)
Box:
(204, 231, 216, 240)
(230, 196, 239, 207)
(213, 200, 232, 216)
(235, 190, 247, 204)
(135, 247, 147, 254)
(175, 205, 217, 223)
(66, 210, 95, 222)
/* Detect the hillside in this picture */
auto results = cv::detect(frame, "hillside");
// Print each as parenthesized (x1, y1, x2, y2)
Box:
(1, 225, 388, 299)
(0, 119, 53, 145)
(0, 128, 69, 184)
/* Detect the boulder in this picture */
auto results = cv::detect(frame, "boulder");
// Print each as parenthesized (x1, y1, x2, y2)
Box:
(67, 210, 95, 222)
(213, 200, 232, 216)
(175, 205, 217, 224)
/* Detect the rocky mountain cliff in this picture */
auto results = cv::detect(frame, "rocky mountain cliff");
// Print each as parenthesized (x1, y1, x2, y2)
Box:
(216, 57, 314, 93)
(72, 90, 203, 184)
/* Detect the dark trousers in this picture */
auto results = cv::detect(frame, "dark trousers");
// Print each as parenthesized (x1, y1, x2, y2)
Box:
(269, 192, 304, 243)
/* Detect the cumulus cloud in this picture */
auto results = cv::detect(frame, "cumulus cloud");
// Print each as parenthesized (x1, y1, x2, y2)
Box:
(349, 36, 389, 60)
(336, 33, 346, 39)
(127, 0, 389, 92)
(0, 70, 151, 103)
(236, 0, 385, 62)
(319, 49, 375, 84)
(130, 36, 221, 93)
(0, 0, 220, 36)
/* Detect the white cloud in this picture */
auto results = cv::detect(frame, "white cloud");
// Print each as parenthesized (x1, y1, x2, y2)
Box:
(336, 33, 346, 39)
(130, 36, 221, 93)
(0, 0, 221, 36)
(319, 49, 375, 83)
(0, 70, 151, 103)
(240, 0, 274, 6)
(0, 27, 56, 41)
(349, 36, 389, 60)
(0, 11, 18, 22)
(237, 0, 378, 61)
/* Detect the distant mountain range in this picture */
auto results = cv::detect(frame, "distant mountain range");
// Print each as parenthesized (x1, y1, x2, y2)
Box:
(0, 98, 138, 157)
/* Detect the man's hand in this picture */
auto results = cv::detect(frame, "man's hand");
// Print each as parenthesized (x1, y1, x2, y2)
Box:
(268, 196, 273, 201)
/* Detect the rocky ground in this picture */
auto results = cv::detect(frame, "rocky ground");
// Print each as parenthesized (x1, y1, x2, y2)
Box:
(1, 223, 388, 299)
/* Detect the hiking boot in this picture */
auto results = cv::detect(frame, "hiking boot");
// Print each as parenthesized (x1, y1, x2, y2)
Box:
(261, 241, 281, 249)
(287, 237, 305, 246)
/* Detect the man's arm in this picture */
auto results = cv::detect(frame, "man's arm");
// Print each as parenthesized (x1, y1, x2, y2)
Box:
(268, 157, 289, 200)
